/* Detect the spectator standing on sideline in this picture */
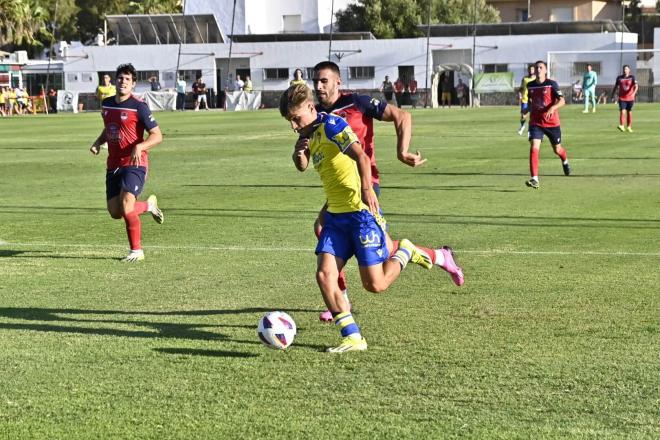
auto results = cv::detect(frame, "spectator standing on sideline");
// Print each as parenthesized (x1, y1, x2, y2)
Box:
(380, 75, 394, 104)
(96, 74, 116, 104)
(235, 74, 245, 91)
(193, 76, 209, 111)
(48, 88, 58, 113)
(149, 76, 161, 91)
(393, 77, 404, 108)
(456, 79, 469, 108)
(290, 68, 306, 87)
(175, 75, 186, 111)
(440, 76, 452, 108)
(408, 77, 418, 109)
(243, 75, 253, 92)
(0, 87, 6, 116)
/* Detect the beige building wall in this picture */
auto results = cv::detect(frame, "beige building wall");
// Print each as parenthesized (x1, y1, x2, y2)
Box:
(486, 1, 622, 22)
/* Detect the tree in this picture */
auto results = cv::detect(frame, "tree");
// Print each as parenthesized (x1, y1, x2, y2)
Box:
(0, 0, 51, 52)
(335, 0, 500, 38)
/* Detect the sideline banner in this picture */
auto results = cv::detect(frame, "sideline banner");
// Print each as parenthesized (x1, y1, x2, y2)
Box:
(225, 91, 261, 111)
(57, 90, 79, 113)
(473, 72, 515, 93)
(137, 91, 177, 111)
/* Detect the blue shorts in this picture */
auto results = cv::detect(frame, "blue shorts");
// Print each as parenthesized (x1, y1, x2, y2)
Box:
(316, 210, 389, 267)
(619, 100, 634, 111)
(106, 166, 147, 200)
(520, 103, 529, 114)
(528, 125, 562, 146)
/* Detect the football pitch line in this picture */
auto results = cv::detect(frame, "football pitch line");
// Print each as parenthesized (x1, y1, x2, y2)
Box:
(3, 241, 660, 257)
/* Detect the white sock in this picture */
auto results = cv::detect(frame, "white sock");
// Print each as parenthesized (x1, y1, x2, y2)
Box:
(392, 249, 412, 269)
(531, 175, 538, 181)
(434, 249, 445, 267)
(563, 160, 568, 165)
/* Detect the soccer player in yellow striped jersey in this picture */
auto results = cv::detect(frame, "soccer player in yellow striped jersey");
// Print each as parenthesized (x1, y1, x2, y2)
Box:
(96, 74, 117, 103)
(518, 65, 536, 135)
(279, 84, 464, 353)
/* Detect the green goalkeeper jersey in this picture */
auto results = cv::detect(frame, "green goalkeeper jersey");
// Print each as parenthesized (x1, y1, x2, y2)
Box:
(583, 71, 597, 91)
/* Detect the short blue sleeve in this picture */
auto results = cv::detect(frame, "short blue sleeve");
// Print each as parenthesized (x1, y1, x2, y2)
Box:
(323, 114, 359, 152)
(550, 80, 563, 99)
(137, 101, 158, 131)
(353, 94, 387, 120)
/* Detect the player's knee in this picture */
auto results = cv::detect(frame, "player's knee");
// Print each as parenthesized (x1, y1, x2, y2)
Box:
(361, 279, 387, 293)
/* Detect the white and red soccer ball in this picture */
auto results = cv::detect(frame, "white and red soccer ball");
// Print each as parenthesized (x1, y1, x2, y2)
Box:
(257, 311, 297, 350)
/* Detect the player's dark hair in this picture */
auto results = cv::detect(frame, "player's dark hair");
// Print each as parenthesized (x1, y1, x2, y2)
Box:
(623, 64, 630, 70)
(534, 60, 546, 68)
(586, 63, 593, 68)
(279, 84, 312, 118)
(116, 63, 137, 81)
(313, 61, 340, 76)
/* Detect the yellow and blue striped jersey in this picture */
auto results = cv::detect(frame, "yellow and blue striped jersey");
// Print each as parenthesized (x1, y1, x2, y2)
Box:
(520, 75, 535, 103)
(308, 112, 364, 213)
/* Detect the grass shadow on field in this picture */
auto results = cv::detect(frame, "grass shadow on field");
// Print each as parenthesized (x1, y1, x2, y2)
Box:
(0, 307, 324, 352)
(0, 248, 116, 260)
(153, 348, 259, 358)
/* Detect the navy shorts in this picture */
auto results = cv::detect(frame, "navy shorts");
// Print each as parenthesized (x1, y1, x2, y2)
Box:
(528, 125, 562, 146)
(106, 166, 147, 200)
(520, 103, 529, 114)
(619, 100, 634, 111)
(316, 210, 389, 267)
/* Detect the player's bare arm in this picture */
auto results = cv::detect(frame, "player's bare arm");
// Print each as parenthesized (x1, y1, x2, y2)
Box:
(292, 137, 310, 171)
(90, 129, 107, 155)
(345, 141, 379, 215)
(381, 104, 426, 168)
(130, 126, 162, 166)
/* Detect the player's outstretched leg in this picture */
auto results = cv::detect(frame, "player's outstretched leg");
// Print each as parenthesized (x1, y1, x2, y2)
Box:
(315, 215, 352, 323)
(394, 240, 464, 286)
(552, 144, 571, 176)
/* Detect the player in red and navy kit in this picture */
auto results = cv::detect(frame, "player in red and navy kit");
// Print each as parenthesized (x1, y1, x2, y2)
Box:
(90, 63, 164, 262)
(297, 61, 463, 322)
(525, 60, 571, 189)
(611, 65, 638, 132)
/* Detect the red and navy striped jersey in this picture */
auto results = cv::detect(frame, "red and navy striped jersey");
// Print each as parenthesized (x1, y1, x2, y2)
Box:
(615, 75, 637, 101)
(101, 95, 158, 169)
(316, 93, 387, 184)
(528, 79, 563, 128)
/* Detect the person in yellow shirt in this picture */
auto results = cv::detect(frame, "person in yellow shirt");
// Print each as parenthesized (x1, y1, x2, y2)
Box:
(96, 74, 116, 103)
(289, 68, 306, 87)
(7, 87, 16, 116)
(518, 65, 536, 135)
(0, 87, 6, 117)
(279, 84, 460, 353)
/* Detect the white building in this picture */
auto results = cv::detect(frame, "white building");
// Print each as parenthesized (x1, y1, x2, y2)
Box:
(185, 0, 355, 35)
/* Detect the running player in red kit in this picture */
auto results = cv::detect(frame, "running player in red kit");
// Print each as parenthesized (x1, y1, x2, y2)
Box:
(90, 63, 164, 262)
(611, 65, 638, 132)
(299, 61, 464, 321)
(525, 60, 572, 190)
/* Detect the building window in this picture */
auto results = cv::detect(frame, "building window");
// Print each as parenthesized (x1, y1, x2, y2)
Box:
(264, 68, 289, 80)
(482, 64, 508, 73)
(349, 66, 375, 79)
(517, 9, 529, 22)
(81, 73, 94, 82)
(137, 70, 158, 85)
(22, 72, 64, 95)
(572, 62, 601, 76)
(178, 70, 202, 83)
(67, 73, 79, 82)
(282, 15, 302, 33)
(550, 7, 573, 22)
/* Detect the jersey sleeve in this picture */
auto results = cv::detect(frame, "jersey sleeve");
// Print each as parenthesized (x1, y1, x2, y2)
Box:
(137, 102, 158, 130)
(551, 80, 564, 100)
(353, 94, 387, 120)
(324, 115, 359, 152)
(632, 75, 638, 84)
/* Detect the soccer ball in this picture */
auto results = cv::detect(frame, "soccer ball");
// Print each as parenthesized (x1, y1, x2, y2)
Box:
(257, 311, 297, 350)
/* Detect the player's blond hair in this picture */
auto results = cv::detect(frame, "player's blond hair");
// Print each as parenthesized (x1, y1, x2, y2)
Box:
(279, 84, 312, 118)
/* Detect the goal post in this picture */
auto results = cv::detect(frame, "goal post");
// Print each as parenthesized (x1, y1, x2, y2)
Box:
(547, 49, 660, 103)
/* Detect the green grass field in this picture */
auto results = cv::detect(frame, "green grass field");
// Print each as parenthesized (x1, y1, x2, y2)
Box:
(0, 104, 658, 439)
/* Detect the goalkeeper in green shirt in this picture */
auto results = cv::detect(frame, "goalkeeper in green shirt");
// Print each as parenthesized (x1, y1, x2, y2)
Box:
(582, 64, 598, 113)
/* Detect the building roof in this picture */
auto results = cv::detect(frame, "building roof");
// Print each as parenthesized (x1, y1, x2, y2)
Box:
(106, 14, 225, 45)
(229, 32, 376, 43)
(418, 20, 629, 37)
